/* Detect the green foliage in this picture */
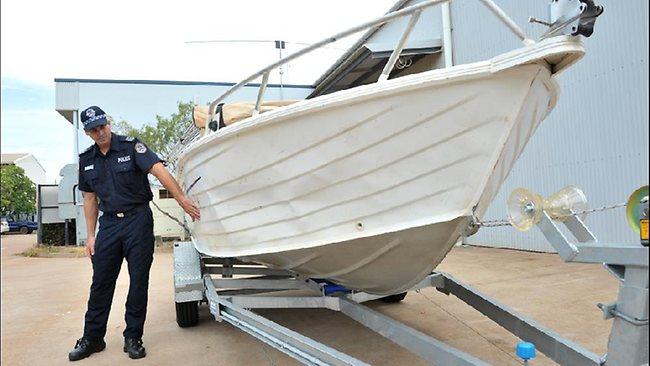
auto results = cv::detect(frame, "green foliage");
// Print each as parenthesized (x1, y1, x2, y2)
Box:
(0, 165, 36, 216)
(114, 101, 194, 172)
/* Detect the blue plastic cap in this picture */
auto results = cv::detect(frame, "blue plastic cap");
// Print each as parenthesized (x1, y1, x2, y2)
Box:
(516, 342, 536, 360)
(322, 283, 350, 295)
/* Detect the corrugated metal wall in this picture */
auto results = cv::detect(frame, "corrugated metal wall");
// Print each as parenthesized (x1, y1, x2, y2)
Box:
(451, 0, 649, 251)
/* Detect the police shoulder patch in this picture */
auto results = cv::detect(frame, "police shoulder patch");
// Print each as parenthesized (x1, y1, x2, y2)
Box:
(135, 142, 147, 153)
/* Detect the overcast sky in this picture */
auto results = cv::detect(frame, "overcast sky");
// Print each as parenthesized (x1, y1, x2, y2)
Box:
(1, 0, 397, 183)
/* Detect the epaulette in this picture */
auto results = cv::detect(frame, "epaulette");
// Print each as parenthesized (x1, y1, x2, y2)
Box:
(119, 135, 137, 143)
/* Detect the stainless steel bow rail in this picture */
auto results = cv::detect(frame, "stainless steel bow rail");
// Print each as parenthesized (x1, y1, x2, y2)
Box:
(201, 0, 531, 124)
(173, 209, 648, 366)
(168, 0, 600, 167)
(169, 0, 473, 164)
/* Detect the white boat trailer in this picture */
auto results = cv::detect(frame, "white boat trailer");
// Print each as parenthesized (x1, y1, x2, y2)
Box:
(173, 213, 648, 365)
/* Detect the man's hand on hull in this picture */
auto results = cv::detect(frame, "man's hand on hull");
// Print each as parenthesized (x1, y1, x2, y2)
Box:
(179, 196, 201, 221)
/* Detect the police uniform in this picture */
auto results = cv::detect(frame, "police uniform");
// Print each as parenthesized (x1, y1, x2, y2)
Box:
(78, 132, 161, 342)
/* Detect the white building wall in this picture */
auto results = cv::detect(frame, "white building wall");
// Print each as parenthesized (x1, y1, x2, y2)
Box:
(14, 154, 47, 185)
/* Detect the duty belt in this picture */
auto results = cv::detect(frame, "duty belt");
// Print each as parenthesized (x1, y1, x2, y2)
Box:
(104, 203, 149, 218)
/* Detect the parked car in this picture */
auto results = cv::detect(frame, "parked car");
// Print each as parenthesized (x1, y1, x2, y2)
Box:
(1, 217, 37, 234)
(1, 218, 9, 234)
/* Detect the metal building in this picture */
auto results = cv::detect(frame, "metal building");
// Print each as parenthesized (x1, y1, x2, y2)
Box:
(450, 0, 649, 251)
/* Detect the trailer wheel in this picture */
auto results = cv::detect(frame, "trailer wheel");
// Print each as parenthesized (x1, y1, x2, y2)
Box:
(380, 292, 407, 303)
(175, 301, 199, 327)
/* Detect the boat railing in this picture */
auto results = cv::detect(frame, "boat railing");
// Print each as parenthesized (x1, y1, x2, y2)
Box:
(207, 0, 531, 123)
(171, 0, 533, 162)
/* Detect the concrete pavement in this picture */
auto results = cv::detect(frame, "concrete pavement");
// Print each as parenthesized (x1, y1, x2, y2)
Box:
(1, 234, 619, 365)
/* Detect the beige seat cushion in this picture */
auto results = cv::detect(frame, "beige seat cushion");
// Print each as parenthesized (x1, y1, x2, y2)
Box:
(193, 100, 299, 129)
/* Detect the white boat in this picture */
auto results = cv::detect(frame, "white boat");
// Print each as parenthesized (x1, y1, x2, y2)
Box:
(176, 1, 594, 294)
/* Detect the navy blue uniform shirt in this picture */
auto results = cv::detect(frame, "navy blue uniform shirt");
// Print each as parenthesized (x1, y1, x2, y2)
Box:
(78, 133, 162, 214)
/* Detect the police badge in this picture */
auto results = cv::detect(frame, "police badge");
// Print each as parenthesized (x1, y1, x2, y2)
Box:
(135, 142, 147, 153)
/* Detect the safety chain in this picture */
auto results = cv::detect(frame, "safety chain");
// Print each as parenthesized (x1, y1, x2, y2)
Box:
(475, 219, 512, 228)
(475, 202, 627, 228)
(567, 202, 627, 217)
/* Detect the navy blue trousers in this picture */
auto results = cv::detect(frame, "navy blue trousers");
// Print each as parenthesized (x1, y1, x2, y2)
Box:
(83, 207, 154, 340)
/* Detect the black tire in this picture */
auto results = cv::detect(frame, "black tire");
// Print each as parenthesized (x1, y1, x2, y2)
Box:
(380, 292, 408, 303)
(19, 226, 29, 235)
(175, 301, 199, 327)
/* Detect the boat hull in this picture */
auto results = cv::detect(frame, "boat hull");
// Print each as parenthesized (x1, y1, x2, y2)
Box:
(178, 37, 583, 294)
(241, 217, 470, 294)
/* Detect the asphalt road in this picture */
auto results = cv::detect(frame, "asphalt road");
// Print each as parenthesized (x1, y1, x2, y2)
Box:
(1, 233, 619, 365)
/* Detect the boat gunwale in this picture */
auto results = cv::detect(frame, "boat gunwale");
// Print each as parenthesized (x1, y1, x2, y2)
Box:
(177, 35, 584, 174)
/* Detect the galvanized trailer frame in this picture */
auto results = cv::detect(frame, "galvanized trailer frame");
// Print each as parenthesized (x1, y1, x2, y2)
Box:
(173, 213, 648, 366)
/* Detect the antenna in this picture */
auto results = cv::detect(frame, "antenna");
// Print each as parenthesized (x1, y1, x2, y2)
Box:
(184, 39, 346, 99)
(275, 40, 285, 100)
(185, 39, 295, 99)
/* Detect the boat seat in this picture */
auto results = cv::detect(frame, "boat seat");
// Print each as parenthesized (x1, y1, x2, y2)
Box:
(193, 100, 299, 129)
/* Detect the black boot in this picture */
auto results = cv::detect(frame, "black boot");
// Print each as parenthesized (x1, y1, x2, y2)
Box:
(123, 338, 146, 359)
(68, 337, 106, 361)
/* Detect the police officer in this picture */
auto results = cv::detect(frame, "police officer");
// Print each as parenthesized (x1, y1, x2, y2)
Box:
(69, 106, 200, 361)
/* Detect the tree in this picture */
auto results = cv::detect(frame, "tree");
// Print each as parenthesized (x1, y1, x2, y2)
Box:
(114, 101, 194, 172)
(0, 165, 36, 217)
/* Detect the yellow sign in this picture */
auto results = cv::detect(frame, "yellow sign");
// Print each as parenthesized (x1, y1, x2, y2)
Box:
(641, 219, 649, 241)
